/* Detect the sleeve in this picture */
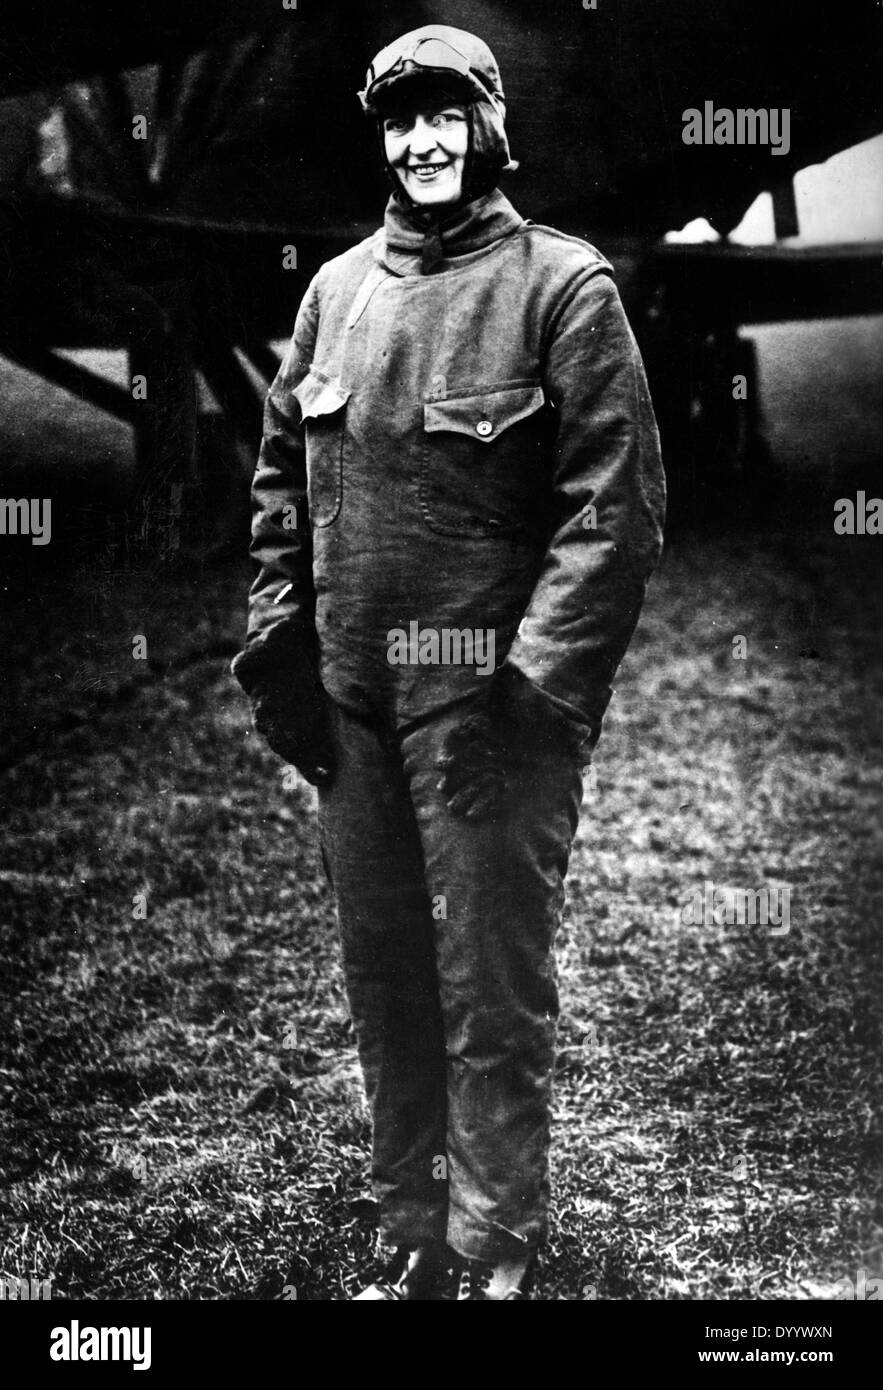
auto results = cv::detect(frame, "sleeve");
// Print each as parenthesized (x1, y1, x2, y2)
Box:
(505, 265, 666, 737)
(244, 272, 321, 645)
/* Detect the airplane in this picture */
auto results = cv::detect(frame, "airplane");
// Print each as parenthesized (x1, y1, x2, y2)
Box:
(0, 0, 880, 547)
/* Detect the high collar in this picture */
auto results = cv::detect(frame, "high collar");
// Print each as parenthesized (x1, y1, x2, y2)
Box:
(376, 188, 525, 276)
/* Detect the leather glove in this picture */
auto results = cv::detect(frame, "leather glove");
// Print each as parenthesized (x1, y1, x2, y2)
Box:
(436, 664, 595, 822)
(231, 622, 335, 787)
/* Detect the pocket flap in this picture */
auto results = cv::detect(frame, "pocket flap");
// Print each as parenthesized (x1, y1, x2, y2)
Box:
(293, 371, 351, 421)
(424, 384, 545, 443)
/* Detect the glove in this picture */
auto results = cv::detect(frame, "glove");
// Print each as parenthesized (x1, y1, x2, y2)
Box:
(231, 622, 335, 787)
(436, 664, 594, 822)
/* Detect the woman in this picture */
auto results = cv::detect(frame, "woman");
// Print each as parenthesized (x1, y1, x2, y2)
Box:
(233, 24, 665, 1300)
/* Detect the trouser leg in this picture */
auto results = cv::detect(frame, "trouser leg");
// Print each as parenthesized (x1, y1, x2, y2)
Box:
(400, 708, 583, 1263)
(318, 700, 448, 1247)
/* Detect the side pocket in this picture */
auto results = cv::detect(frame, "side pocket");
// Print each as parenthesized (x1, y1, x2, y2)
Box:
(292, 370, 351, 527)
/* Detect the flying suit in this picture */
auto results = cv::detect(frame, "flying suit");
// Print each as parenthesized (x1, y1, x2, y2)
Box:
(242, 27, 666, 1263)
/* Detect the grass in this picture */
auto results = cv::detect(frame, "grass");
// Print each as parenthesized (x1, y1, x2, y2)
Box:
(0, 498, 881, 1300)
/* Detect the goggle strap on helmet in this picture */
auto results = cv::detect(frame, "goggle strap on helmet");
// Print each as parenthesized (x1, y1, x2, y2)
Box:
(359, 34, 503, 113)
(366, 35, 471, 88)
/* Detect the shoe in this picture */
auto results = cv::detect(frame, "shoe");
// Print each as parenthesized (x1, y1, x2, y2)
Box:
(352, 1244, 450, 1300)
(456, 1253, 536, 1301)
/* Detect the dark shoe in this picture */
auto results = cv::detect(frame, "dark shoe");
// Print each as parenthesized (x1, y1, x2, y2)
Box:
(456, 1253, 536, 1301)
(352, 1244, 450, 1301)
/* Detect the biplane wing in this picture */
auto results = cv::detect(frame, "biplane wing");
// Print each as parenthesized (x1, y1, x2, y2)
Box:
(0, 0, 880, 542)
(2, 0, 879, 237)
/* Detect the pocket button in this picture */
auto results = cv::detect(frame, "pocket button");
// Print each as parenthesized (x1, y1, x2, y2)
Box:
(476, 419, 494, 437)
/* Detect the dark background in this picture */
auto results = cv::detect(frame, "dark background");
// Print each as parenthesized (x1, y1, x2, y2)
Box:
(0, 0, 880, 1300)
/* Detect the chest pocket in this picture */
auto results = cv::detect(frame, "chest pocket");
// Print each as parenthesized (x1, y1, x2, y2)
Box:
(420, 381, 550, 539)
(293, 370, 351, 527)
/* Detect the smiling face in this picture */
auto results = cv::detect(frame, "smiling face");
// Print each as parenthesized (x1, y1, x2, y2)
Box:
(382, 102, 470, 208)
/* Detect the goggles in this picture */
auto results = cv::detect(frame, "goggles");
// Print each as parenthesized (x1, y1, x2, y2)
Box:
(364, 36, 473, 95)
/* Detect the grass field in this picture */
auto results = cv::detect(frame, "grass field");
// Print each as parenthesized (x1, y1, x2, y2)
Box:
(0, 340, 881, 1300)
